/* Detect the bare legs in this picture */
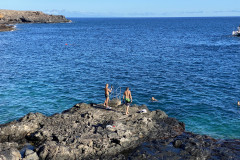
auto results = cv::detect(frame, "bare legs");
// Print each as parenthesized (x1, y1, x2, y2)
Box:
(125, 105, 129, 115)
(104, 97, 109, 108)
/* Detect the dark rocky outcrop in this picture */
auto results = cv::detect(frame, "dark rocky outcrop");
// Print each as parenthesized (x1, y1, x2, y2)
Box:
(0, 103, 239, 160)
(127, 132, 240, 160)
(0, 24, 15, 32)
(0, 9, 71, 32)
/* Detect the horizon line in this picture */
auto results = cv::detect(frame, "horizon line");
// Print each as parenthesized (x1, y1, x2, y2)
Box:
(66, 16, 240, 18)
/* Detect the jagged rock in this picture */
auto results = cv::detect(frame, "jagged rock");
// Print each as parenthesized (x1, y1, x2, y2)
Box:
(109, 98, 121, 107)
(0, 103, 184, 159)
(0, 142, 19, 151)
(0, 142, 21, 160)
(128, 132, 240, 160)
(173, 139, 182, 148)
(0, 148, 21, 160)
(0, 112, 46, 143)
(23, 149, 39, 160)
(32, 103, 183, 159)
(0, 103, 239, 159)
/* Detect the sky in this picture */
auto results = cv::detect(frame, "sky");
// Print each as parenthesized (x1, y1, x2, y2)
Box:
(1, 0, 240, 17)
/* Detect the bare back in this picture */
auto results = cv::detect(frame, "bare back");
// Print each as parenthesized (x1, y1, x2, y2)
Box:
(123, 88, 132, 114)
(124, 90, 131, 99)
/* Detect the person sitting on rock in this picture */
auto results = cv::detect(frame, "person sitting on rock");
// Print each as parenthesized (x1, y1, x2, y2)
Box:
(151, 97, 158, 102)
(123, 87, 132, 115)
(104, 84, 112, 110)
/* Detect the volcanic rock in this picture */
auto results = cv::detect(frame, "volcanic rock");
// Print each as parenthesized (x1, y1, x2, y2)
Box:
(127, 132, 240, 160)
(0, 9, 71, 25)
(0, 103, 239, 159)
(0, 103, 184, 159)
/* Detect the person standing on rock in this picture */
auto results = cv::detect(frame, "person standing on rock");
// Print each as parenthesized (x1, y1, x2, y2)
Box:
(104, 84, 112, 109)
(123, 87, 132, 115)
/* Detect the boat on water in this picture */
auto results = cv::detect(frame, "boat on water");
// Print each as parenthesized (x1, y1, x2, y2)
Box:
(232, 26, 240, 36)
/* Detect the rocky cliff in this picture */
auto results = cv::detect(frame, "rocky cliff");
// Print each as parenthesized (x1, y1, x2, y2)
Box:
(0, 10, 71, 24)
(0, 103, 239, 160)
(0, 9, 71, 32)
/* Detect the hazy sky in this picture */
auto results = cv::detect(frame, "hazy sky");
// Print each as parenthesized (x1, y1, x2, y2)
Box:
(1, 0, 240, 17)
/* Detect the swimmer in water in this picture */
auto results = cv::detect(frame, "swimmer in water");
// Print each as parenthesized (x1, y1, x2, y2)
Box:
(151, 97, 158, 102)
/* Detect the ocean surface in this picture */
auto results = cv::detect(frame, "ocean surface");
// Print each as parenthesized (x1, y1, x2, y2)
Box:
(0, 17, 240, 139)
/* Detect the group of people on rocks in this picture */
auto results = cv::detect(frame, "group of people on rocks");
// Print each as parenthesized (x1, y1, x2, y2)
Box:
(104, 84, 132, 115)
(104, 83, 158, 115)
(104, 83, 240, 115)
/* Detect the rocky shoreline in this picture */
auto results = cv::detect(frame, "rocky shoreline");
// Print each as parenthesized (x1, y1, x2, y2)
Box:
(0, 9, 71, 32)
(0, 24, 15, 32)
(0, 103, 239, 160)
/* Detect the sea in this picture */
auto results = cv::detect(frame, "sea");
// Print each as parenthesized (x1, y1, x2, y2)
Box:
(0, 17, 240, 139)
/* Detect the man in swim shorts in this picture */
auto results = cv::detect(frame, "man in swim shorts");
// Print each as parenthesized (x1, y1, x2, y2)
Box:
(123, 87, 132, 115)
(104, 84, 112, 109)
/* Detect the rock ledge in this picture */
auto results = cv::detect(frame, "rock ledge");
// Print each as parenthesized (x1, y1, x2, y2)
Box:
(0, 103, 239, 160)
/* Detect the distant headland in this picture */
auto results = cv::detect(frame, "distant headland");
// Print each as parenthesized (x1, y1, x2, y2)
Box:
(0, 9, 71, 32)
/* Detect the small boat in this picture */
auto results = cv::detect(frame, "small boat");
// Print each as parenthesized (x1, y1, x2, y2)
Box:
(232, 26, 240, 36)
(232, 31, 240, 36)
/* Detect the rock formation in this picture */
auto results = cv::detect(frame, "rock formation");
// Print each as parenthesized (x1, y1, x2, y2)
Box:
(0, 103, 239, 160)
(129, 132, 240, 159)
(0, 10, 71, 24)
(0, 24, 15, 32)
(0, 9, 71, 32)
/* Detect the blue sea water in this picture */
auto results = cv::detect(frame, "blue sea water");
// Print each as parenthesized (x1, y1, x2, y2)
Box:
(0, 17, 240, 139)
